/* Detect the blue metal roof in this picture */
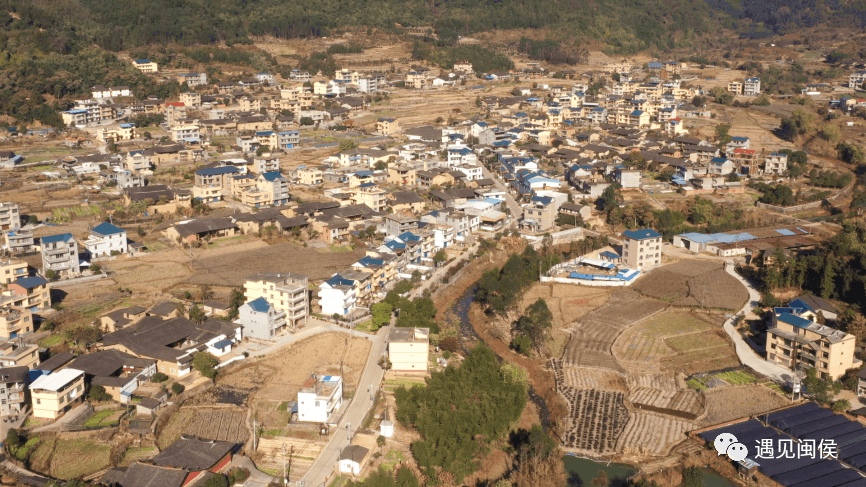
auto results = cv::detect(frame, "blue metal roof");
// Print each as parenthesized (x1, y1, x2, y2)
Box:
(357, 256, 384, 267)
(788, 299, 814, 313)
(326, 275, 355, 287)
(531, 196, 553, 205)
(261, 171, 285, 182)
(776, 229, 796, 236)
(358, 182, 376, 188)
(710, 157, 729, 164)
(384, 240, 406, 250)
(196, 166, 239, 176)
(600, 251, 621, 260)
(14, 276, 48, 289)
(134, 59, 151, 63)
(732, 136, 749, 141)
(212, 339, 233, 349)
(247, 297, 272, 313)
(777, 312, 813, 329)
(90, 222, 125, 236)
(41, 233, 73, 244)
(630, 110, 645, 116)
(353, 170, 373, 177)
(398, 232, 420, 241)
(256, 131, 274, 136)
(623, 229, 661, 240)
(678, 232, 716, 243)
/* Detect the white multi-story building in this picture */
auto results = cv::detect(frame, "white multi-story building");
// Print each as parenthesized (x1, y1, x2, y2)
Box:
(83, 222, 127, 258)
(235, 297, 287, 340)
(244, 272, 308, 329)
(0, 203, 21, 231)
(849, 71, 866, 89)
(40, 233, 80, 277)
(176, 73, 208, 87)
(358, 77, 378, 94)
(132, 59, 158, 73)
(318, 274, 357, 316)
(744, 78, 761, 96)
(256, 73, 275, 86)
(764, 153, 788, 175)
(297, 374, 342, 423)
(622, 229, 661, 269)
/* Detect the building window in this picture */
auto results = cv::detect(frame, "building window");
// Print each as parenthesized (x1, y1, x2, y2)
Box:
(36, 398, 40, 405)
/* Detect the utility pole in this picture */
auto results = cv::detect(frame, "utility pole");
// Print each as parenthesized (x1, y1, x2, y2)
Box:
(252, 417, 257, 450)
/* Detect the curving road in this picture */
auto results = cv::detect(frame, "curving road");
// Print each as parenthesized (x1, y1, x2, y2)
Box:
(721, 260, 796, 385)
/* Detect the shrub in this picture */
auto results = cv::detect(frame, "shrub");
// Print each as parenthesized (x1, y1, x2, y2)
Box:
(88, 384, 112, 402)
(193, 352, 219, 379)
(511, 335, 532, 356)
(5, 428, 20, 449)
(90, 264, 102, 274)
(442, 350, 452, 359)
(152, 372, 169, 383)
(171, 383, 185, 395)
(439, 337, 459, 352)
(833, 399, 850, 412)
(45, 269, 57, 280)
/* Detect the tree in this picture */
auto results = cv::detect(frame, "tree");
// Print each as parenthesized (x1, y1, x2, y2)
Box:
(88, 384, 112, 401)
(72, 326, 102, 347)
(152, 372, 169, 382)
(90, 264, 102, 274)
(5, 428, 20, 449)
(45, 269, 57, 280)
(300, 117, 315, 126)
(197, 284, 213, 303)
(193, 352, 219, 379)
(204, 474, 229, 487)
(837, 142, 865, 165)
(256, 145, 270, 156)
(371, 302, 393, 329)
(591, 470, 610, 487)
(833, 399, 851, 412)
(172, 382, 186, 395)
(189, 304, 207, 324)
(715, 124, 732, 145)
(374, 160, 388, 170)
(433, 249, 447, 266)
(511, 334, 532, 355)
(517, 299, 553, 351)
(681, 467, 704, 487)
(339, 138, 358, 151)
(597, 185, 622, 212)
(803, 367, 836, 404)
(228, 288, 245, 320)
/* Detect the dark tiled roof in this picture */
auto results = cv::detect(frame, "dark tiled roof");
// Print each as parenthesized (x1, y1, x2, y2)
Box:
(171, 218, 238, 238)
(152, 436, 236, 470)
(67, 349, 154, 377)
(36, 352, 74, 372)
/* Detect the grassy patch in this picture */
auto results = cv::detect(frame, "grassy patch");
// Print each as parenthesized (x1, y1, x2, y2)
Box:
(361, 392, 383, 429)
(665, 332, 727, 352)
(12, 437, 42, 461)
(686, 378, 708, 391)
(38, 333, 67, 348)
(52, 438, 111, 480)
(354, 319, 378, 333)
(379, 449, 405, 472)
(330, 476, 350, 487)
(641, 313, 712, 337)
(83, 409, 124, 428)
(764, 382, 787, 395)
(119, 446, 158, 467)
(715, 370, 758, 385)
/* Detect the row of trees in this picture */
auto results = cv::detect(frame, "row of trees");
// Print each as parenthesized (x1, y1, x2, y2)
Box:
(476, 246, 560, 314)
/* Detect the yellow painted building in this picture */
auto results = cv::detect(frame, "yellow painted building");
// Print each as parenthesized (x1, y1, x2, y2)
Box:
(0, 258, 28, 284)
(388, 328, 429, 373)
(767, 313, 860, 381)
(29, 368, 85, 419)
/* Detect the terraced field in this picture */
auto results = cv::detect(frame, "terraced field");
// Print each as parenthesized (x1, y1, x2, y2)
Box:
(615, 412, 696, 456)
(561, 289, 666, 370)
(632, 260, 748, 311)
(628, 387, 704, 420)
(559, 386, 630, 455)
(183, 408, 249, 443)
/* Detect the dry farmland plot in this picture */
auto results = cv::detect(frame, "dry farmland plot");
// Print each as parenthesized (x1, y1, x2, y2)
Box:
(633, 260, 748, 311)
(51, 438, 111, 480)
(108, 249, 195, 293)
(157, 408, 194, 449)
(700, 385, 791, 427)
(183, 408, 248, 443)
(615, 412, 695, 456)
(519, 283, 611, 329)
(189, 241, 366, 286)
(628, 387, 704, 419)
(549, 360, 627, 391)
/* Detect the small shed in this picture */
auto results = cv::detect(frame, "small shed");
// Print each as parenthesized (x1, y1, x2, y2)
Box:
(137, 397, 162, 416)
(339, 445, 369, 475)
(380, 419, 394, 438)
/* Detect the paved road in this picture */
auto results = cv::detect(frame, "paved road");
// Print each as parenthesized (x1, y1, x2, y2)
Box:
(722, 261, 795, 384)
(299, 325, 389, 486)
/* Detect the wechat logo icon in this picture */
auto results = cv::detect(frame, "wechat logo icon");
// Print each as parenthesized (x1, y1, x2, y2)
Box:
(714, 433, 748, 462)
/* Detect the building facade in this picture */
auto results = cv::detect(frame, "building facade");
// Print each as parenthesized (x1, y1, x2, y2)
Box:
(622, 229, 662, 268)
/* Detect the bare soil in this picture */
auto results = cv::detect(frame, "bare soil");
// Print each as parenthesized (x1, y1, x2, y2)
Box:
(633, 260, 749, 311)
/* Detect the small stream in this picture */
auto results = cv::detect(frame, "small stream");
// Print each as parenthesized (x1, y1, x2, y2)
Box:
(451, 283, 552, 432)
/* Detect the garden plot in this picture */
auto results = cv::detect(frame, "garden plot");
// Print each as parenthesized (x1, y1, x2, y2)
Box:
(559, 386, 630, 455)
(625, 374, 680, 391)
(632, 260, 748, 311)
(700, 385, 791, 427)
(157, 409, 194, 449)
(119, 446, 158, 467)
(182, 408, 248, 443)
(615, 412, 695, 456)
